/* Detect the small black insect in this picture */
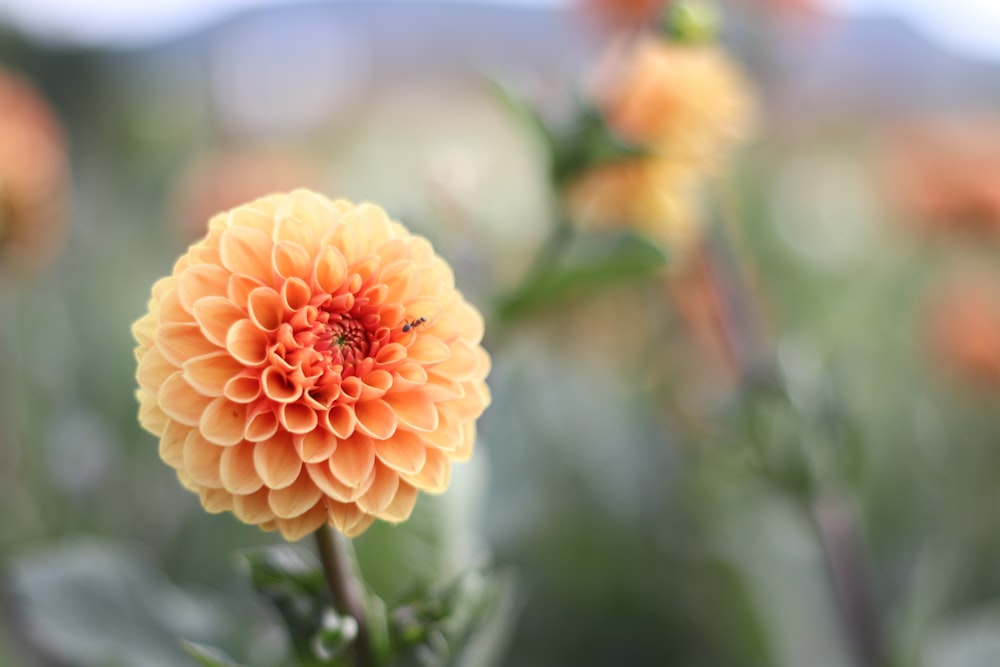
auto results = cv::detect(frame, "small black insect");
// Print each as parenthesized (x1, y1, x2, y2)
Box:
(401, 317, 427, 333)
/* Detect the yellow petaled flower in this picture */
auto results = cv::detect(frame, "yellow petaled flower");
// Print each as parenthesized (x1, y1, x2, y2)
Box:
(567, 38, 754, 251)
(133, 190, 491, 540)
(0, 68, 67, 274)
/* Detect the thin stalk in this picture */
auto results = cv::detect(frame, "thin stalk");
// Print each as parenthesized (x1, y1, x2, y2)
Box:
(314, 524, 371, 667)
(700, 197, 884, 667)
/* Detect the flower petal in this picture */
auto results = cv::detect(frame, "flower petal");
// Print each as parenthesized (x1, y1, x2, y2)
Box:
(192, 296, 246, 347)
(158, 372, 212, 426)
(156, 323, 219, 367)
(373, 429, 427, 475)
(233, 488, 276, 524)
(306, 461, 354, 502)
(278, 403, 318, 434)
(384, 391, 438, 432)
(354, 399, 397, 440)
(245, 408, 279, 441)
(226, 319, 269, 366)
(247, 286, 284, 332)
(294, 429, 337, 464)
(272, 240, 312, 282)
(268, 469, 323, 519)
(356, 463, 399, 515)
(379, 481, 418, 523)
(200, 397, 247, 446)
(137, 345, 178, 394)
(406, 336, 451, 365)
(253, 433, 302, 489)
(183, 352, 244, 397)
(329, 433, 375, 488)
(274, 502, 328, 541)
(220, 226, 274, 281)
(177, 263, 230, 313)
(328, 500, 375, 537)
(158, 419, 190, 469)
(313, 246, 348, 295)
(219, 441, 264, 494)
(183, 430, 224, 488)
(403, 447, 450, 494)
(322, 404, 356, 439)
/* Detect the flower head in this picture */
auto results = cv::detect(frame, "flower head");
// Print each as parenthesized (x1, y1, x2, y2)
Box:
(566, 38, 754, 251)
(0, 68, 67, 275)
(133, 190, 491, 540)
(923, 273, 1000, 389)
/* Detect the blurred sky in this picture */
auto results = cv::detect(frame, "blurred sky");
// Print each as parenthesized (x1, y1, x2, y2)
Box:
(0, 0, 999, 64)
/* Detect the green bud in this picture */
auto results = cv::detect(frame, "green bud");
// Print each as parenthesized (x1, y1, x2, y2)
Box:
(665, 0, 721, 44)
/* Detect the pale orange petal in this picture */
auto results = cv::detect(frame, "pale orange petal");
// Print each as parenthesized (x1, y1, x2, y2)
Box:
(183, 430, 223, 488)
(354, 399, 397, 439)
(219, 226, 273, 281)
(192, 296, 246, 347)
(322, 404, 356, 439)
(274, 501, 328, 541)
(356, 463, 400, 514)
(272, 240, 312, 282)
(431, 339, 479, 382)
(177, 263, 229, 313)
(199, 487, 234, 513)
(423, 404, 463, 451)
(313, 246, 348, 295)
(253, 433, 302, 489)
(233, 487, 276, 524)
(329, 433, 376, 488)
(156, 323, 219, 367)
(158, 419, 190, 469)
(226, 319, 269, 366)
(281, 277, 311, 311)
(183, 352, 244, 397)
(268, 469, 323, 518)
(158, 372, 212, 426)
(294, 429, 338, 464)
(278, 403, 318, 434)
(224, 373, 262, 404)
(247, 286, 284, 332)
(328, 500, 374, 537)
(199, 397, 247, 446)
(379, 481, 418, 523)
(137, 345, 178, 393)
(407, 336, 451, 365)
(385, 391, 438, 432)
(245, 408, 279, 441)
(306, 461, 355, 502)
(403, 447, 450, 494)
(219, 440, 264, 494)
(373, 429, 427, 475)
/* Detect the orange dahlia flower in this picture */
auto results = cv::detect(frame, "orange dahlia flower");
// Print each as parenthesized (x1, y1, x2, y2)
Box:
(133, 190, 491, 540)
(0, 68, 67, 275)
(566, 38, 754, 251)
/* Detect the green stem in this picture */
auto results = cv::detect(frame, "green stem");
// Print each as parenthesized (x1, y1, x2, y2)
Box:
(314, 524, 371, 667)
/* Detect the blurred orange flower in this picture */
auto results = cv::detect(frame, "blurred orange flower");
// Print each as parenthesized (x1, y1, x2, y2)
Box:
(881, 119, 1000, 239)
(576, 0, 670, 33)
(923, 275, 1000, 388)
(567, 38, 754, 251)
(172, 147, 324, 244)
(0, 68, 68, 275)
(133, 190, 491, 540)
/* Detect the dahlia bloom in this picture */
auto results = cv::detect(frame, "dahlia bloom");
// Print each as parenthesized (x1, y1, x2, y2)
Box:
(133, 190, 491, 540)
(923, 275, 1000, 388)
(0, 68, 67, 274)
(566, 38, 754, 250)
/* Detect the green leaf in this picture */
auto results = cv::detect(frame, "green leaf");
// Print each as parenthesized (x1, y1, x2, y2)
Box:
(180, 640, 248, 667)
(239, 545, 331, 666)
(497, 232, 668, 321)
(8, 540, 276, 667)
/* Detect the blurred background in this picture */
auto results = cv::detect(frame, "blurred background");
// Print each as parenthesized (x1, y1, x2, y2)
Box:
(4, 0, 1000, 665)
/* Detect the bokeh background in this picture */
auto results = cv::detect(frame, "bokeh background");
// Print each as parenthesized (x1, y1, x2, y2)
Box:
(4, 0, 1000, 665)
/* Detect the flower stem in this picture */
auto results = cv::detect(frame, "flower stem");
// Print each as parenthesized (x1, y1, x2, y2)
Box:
(314, 524, 371, 667)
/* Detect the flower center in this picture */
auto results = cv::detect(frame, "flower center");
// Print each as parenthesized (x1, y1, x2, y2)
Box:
(325, 316, 370, 366)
